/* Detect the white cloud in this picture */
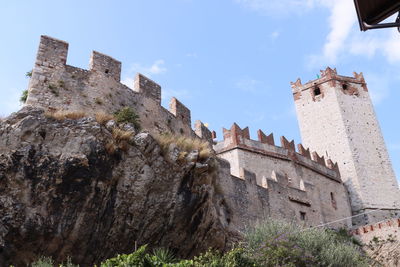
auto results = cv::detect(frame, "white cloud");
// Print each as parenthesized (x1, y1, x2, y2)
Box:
(307, 4, 400, 66)
(270, 30, 280, 40)
(121, 59, 167, 88)
(129, 59, 167, 77)
(235, 0, 323, 16)
(364, 72, 391, 105)
(0, 88, 22, 117)
(121, 77, 135, 88)
(235, 77, 264, 93)
(144, 60, 167, 75)
(235, 0, 400, 66)
(186, 52, 198, 58)
(162, 88, 190, 101)
(321, 0, 356, 64)
(383, 31, 400, 63)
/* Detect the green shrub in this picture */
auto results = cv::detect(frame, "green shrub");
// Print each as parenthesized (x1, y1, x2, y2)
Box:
(30, 256, 78, 267)
(31, 257, 54, 267)
(114, 107, 141, 131)
(26, 70, 32, 78)
(20, 89, 28, 103)
(245, 220, 370, 267)
(100, 245, 147, 267)
(181, 248, 255, 267)
(146, 247, 176, 265)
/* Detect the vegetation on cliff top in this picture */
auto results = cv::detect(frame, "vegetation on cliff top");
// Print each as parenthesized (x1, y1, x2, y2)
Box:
(114, 107, 141, 131)
(28, 220, 370, 267)
(155, 133, 213, 161)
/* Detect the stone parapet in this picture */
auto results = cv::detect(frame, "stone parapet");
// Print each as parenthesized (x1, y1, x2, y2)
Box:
(25, 35, 202, 139)
(89, 51, 121, 81)
(291, 66, 367, 94)
(214, 123, 341, 182)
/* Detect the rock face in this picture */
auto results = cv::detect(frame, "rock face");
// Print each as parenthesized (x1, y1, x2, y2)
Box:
(0, 107, 234, 266)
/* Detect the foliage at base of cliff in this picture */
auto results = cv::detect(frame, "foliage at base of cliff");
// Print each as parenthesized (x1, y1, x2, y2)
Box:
(29, 220, 370, 267)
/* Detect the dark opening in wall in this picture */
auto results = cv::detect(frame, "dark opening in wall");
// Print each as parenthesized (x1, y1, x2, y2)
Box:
(331, 192, 337, 210)
(314, 87, 321, 96)
(300, 211, 306, 221)
(342, 84, 348, 90)
(105, 69, 110, 74)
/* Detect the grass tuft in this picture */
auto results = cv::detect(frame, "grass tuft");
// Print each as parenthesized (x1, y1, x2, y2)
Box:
(45, 110, 86, 121)
(112, 128, 134, 143)
(95, 112, 114, 125)
(155, 133, 213, 161)
(105, 128, 134, 155)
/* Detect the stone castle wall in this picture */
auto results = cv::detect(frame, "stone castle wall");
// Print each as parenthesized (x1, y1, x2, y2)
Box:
(214, 124, 352, 228)
(351, 218, 400, 245)
(292, 67, 400, 225)
(24, 36, 397, 230)
(25, 35, 202, 137)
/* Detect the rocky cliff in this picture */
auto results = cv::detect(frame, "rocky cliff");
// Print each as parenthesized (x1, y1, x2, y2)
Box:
(0, 107, 236, 266)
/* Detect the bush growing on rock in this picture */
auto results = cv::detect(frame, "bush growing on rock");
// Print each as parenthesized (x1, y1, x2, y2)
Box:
(114, 107, 141, 131)
(20, 89, 28, 103)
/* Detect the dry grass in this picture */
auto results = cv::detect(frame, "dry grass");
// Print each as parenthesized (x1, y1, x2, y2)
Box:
(105, 141, 117, 155)
(112, 128, 134, 142)
(95, 112, 114, 125)
(45, 110, 86, 121)
(156, 133, 213, 160)
(105, 128, 134, 155)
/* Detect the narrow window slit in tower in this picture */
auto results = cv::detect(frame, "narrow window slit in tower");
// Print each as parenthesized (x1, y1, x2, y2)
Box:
(105, 69, 110, 74)
(331, 192, 337, 210)
(300, 211, 306, 221)
(314, 87, 321, 96)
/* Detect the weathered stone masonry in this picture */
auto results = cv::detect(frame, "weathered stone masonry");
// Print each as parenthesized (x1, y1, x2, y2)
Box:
(214, 123, 352, 228)
(292, 67, 400, 225)
(27, 36, 397, 230)
(26, 35, 200, 138)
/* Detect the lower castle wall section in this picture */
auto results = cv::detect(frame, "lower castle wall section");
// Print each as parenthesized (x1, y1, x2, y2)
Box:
(217, 150, 351, 229)
(216, 158, 351, 233)
(351, 218, 400, 245)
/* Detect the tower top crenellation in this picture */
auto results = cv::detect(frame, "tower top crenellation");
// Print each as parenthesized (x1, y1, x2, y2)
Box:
(291, 66, 366, 94)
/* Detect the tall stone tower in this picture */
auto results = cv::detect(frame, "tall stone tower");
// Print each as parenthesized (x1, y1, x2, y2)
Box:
(291, 67, 400, 225)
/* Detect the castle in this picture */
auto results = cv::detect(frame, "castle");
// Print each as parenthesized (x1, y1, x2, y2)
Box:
(25, 35, 400, 229)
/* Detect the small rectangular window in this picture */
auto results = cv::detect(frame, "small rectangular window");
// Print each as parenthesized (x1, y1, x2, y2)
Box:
(300, 211, 306, 221)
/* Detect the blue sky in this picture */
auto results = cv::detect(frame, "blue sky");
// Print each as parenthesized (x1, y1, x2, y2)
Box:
(0, 0, 399, 180)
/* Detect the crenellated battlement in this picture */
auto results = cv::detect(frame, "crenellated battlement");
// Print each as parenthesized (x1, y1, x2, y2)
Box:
(89, 51, 121, 81)
(35, 35, 69, 68)
(169, 97, 191, 127)
(291, 67, 368, 102)
(133, 73, 161, 104)
(25, 35, 199, 138)
(214, 123, 340, 181)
